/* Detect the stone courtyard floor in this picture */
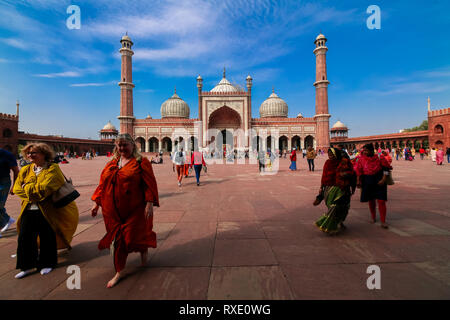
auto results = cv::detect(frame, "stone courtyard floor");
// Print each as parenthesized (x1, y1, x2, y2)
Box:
(0, 154, 449, 300)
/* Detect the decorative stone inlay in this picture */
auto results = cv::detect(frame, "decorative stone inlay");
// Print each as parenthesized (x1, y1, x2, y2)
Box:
(135, 127, 145, 134)
(147, 128, 159, 133)
(207, 101, 243, 117)
(291, 127, 302, 132)
(161, 128, 173, 133)
(304, 126, 315, 132)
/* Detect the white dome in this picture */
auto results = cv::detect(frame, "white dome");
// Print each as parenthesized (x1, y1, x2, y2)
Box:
(211, 77, 241, 93)
(161, 90, 190, 118)
(316, 33, 326, 41)
(102, 121, 116, 131)
(121, 34, 132, 42)
(259, 91, 288, 118)
(332, 120, 347, 129)
(297, 112, 303, 118)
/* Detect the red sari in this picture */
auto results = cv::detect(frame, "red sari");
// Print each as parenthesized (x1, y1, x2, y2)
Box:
(92, 157, 159, 272)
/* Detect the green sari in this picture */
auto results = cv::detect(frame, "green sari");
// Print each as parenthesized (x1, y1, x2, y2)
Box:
(315, 186, 350, 234)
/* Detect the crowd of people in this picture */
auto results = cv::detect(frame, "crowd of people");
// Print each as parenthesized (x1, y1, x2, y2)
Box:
(0, 136, 448, 288)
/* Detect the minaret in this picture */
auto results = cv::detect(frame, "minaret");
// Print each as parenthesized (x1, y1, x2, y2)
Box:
(197, 75, 203, 121)
(117, 34, 135, 135)
(427, 97, 431, 112)
(16, 100, 19, 118)
(313, 33, 331, 151)
(246, 74, 253, 149)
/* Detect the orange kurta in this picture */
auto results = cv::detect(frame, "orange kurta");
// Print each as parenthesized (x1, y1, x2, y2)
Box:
(91, 157, 159, 271)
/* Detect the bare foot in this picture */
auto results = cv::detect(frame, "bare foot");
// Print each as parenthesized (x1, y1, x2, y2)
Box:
(106, 272, 121, 288)
(370, 219, 376, 224)
(140, 251, 148, 267)
(381, 223, 389, 229)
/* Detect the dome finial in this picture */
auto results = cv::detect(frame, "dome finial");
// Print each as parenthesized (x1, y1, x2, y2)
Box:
(223, 67, 226, 79)
(174, 86, 177, 94)
(272, 86, 275, 93)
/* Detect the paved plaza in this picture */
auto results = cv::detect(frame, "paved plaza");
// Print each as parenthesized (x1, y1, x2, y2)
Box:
(0, 154, 449, 300)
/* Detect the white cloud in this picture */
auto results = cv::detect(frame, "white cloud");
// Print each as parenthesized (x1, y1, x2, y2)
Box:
(34, 71, 82, 78)
(70, 81, 116, 87)
(358, 66, 450, 96)
(0, 38, 29, 50)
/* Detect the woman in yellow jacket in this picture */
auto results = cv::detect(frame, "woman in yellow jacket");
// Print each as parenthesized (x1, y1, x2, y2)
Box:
(13, 143, 78, 279)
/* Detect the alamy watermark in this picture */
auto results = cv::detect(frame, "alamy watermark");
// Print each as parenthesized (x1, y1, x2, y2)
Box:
(366, 5, 381, 30)
(163, 123, 284, 175)
(66, 5, 81, 30)
(66, 265, 81, 290)
(366, 265, 381, 290)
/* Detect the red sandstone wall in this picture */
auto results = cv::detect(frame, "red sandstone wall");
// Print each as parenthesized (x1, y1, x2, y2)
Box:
(428, 108, 450, 148)
(0, 115, 19, 155)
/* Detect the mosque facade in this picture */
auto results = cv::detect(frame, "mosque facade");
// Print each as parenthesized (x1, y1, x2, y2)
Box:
(116, 33, 331, 153)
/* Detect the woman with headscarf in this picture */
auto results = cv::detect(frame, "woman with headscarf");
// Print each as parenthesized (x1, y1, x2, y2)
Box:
(91, 133, 159, 288)
(13, 143, 79, 279)
(430, 148, 436, 162)
(436, 147, 444, 165)
(289, 148, 297, 171)
(355, 143, 392, 229)
(314, 148, 356, 234)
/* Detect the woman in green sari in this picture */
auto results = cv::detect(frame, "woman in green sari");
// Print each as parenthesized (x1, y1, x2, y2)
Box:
(314, 148, 356, 235)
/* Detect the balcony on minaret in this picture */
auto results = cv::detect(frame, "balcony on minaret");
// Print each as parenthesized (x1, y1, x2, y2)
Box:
(313, 33, 329, 87)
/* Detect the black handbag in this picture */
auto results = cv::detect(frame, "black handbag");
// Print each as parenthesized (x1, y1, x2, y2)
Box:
(52, 173, 80, 208)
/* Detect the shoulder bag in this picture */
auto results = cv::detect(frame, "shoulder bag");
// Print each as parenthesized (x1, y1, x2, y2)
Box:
(52, 170, 80, 208)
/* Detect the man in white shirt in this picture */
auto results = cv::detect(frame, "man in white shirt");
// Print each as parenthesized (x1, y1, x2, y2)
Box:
(172, 147, 186, 186)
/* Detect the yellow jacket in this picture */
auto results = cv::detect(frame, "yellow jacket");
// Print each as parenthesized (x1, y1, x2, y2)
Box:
(13, 163, 79, 249)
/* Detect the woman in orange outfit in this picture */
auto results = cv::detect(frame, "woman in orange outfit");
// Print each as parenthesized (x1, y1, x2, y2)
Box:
(91, 133, 159, 288)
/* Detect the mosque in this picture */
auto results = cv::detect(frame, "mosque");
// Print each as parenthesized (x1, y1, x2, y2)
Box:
(112, 33, 332, 153)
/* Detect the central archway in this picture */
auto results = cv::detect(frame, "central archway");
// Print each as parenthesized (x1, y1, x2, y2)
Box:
(208, 106, 242, 152)
(208, 106, 241, 129)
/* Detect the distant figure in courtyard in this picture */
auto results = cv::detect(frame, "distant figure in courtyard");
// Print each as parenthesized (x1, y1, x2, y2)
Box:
(446, 147, 450, 163)
(419, 147, 425, 160)
(190, 147, 207, 186)
(172, 147, 186, 187)
(257, 149, 266, 173)
(314, 148, 356, 235)
(430, 148, 437, 162)
(436, 147, 444, 165)
(355, 143, 392, 229)
(289, 148, 297, 171)
(184, 151, 191, 178)
(91, 133, 159, 288)
(302, 148, 307, 158)
(13, 143, 79, 279)
(306, 146, 316, 172)
(411, 148, 416, 160)
(0, 148, 19, 238)
(264, 149, 271, 171)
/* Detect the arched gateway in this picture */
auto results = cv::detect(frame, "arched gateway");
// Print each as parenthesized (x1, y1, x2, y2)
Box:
(207, 106, 242, 152)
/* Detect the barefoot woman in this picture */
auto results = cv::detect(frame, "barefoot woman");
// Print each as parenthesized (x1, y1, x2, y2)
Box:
(91, 134, 159, 288)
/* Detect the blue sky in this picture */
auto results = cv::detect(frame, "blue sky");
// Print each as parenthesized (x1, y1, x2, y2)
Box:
(0, 0, 449, 139)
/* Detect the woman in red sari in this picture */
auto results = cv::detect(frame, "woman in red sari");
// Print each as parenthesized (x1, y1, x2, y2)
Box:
(91, 133, 159, 288)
